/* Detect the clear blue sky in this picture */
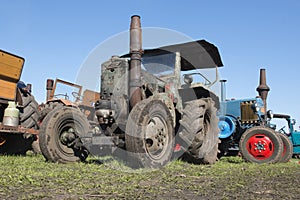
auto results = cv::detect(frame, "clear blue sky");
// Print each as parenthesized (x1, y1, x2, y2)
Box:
(1, 1, 300, 128)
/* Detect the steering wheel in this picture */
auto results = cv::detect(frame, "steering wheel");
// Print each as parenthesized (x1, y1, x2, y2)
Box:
(53, 93, 69, 100)
(72, 92, 81, 101)
(278, 126, 286, 134)
(182, 72, 212, 85)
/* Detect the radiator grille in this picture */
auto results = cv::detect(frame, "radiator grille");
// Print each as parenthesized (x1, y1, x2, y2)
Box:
(240, 100, 258, 124)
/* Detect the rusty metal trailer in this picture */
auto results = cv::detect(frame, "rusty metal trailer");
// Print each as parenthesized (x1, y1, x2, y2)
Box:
(0, 49, 39, 154)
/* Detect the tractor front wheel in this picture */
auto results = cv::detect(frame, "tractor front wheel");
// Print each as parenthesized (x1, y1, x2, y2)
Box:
(125, 99, 175, 168)
(239, 126, 283, 164)
(39, 107, 89, 163)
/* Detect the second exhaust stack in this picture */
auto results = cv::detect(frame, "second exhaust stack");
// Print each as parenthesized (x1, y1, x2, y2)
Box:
(256, 68, 270, 118)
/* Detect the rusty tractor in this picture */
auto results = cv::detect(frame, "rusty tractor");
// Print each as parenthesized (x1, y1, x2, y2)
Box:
(39, 78, 100, 123)
(38, 15, 223, 168)
(0, 49, 39, 155)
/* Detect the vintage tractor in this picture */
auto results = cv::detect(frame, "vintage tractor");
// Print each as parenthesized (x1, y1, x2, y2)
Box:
(0, 49, 39, 155)
(218, 69, 294, 163)
(39, 78, 100, 122)
(271, 113, 300, 159)
(38, 15, 223, 168)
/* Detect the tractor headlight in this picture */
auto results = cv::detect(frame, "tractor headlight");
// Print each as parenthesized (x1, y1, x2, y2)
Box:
(267, 110, 274, 119)
(251, 102, 260, 113)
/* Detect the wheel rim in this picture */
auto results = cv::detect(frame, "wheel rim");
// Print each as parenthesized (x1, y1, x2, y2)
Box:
(56, 119, 78, 157)
(145, 116, 169, 160)
(246, 134, 274, 160)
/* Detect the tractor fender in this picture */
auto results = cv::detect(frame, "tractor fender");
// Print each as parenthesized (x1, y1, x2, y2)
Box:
(150, 93, 176, 127)
(46, 99, 77, 107)
(39, 99, 79, 125)
(178, 86, 220, 110)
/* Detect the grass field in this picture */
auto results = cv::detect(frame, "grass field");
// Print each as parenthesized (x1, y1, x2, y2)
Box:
(0, 154, 299, 200)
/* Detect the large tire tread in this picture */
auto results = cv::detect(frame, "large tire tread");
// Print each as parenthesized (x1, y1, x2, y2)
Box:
(180, 98, 219, 164)
(20, 94, 40, 129)
(39, 101, 64, 122)
(278, 133, 293, 163)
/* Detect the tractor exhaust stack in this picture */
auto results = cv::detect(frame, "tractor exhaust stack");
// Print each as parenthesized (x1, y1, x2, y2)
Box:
(220, 79, 227, 102)
(46, 79, 54, 101)
(256, 69, 270, 119)
(129, 15, 143, 107)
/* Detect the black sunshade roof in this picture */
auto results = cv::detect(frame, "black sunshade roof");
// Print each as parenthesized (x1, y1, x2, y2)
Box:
(122, 40, 223, 71)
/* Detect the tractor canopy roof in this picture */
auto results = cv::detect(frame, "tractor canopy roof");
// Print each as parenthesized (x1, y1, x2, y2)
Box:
(122, 40, 223, 71)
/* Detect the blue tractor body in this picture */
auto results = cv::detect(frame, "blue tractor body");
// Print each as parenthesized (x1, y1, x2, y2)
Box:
(291, 132, 300, 155)
(218, 96, 300, 158)
(292, 133, 300, 155)
(217, 69, 300, 162)
(219, 97, 265, 138)
(272, 114, 300, 157)
(218, 97, 266, 156)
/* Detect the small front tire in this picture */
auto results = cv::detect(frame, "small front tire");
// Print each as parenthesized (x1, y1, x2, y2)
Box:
(39, 107, 89, 163)
(239, 126, 283, 164)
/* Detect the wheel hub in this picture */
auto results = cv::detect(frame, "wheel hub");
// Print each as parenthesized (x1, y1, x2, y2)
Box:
(246, 134, 274, 160)
(60, 128, 76, 146)
(254, 141, 266, 151)
(145, 117, 168, 158)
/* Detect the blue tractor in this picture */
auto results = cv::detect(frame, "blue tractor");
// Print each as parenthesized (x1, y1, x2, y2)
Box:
(272, 113, 300, 159)
(218, 69, 298, 163)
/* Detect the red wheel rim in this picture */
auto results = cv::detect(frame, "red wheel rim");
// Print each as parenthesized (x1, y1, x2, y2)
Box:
(246, 134, 274, 160)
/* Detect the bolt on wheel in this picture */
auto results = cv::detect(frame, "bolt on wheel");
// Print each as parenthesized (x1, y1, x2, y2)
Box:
(246, 134, 274, 160)
(145, 116, 169, 160)
(239, 126, 283, 164)
(125, 98, 175, 168)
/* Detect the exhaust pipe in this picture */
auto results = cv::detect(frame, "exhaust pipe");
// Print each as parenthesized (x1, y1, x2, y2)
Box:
(256, 69, 270, 119)
(46, 79, 54, 101)
(220, 80, 227, 102)
(129, 15, 143, 107)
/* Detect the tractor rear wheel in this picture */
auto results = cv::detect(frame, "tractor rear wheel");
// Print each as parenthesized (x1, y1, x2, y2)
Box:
(278, 133, 293, 163)
(239, 126, 283, 163)
(20, 93, 40, 154)
(125, 98, 175, 168)
(20, 94, 40, 129)
(39, 106, 89, 163)
(179, 98, 219, 164)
